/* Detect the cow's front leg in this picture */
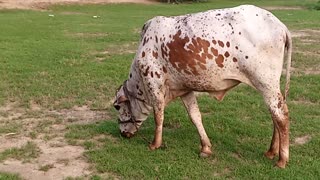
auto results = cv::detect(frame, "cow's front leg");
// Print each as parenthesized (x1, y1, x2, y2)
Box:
(181, 92, 212, 157)
(149, 100, 165, 150)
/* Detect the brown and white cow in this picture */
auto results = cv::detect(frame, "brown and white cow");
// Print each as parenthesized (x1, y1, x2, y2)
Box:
(114, 5, 292, 168)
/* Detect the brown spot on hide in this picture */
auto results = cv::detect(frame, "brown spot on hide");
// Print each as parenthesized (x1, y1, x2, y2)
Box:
(235, 46, 239, 50)
(277, 100, 282, 108)
(162, 66, 167, 73)
(184, 70, 192, 75)
(215, 54, 224, 68)
(207, 54, 213, 59)
(143, 66, 150, 76)
(143, 37, 149, 46)
(277, 93, 282, 108)
(151, 71, 154, 78)
(245, 56, 249, 59)
(138, 90, 143, 96)
(226, 41, 230, 47)
(155, 36, 158, 43)
(155, 71, 161, 78)
(224, 51, 230, 58)
(165, 30, 213, 75)
(152, 51, 159, 59)
(161, 43, 168, 59)
(211, 47, 218, 56)
(218, 40, 224, 47)
(233, 57, 238, 62)
(142, 51, 145, 58)
(198, 63, 207, 70)
(212, 40, 217, 45)
(239, 32, 242, 35)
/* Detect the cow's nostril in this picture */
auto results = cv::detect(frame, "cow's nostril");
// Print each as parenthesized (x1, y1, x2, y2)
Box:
(121, 131, 134, 138)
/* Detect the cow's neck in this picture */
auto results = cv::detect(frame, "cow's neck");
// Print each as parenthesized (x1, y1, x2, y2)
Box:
(125, 66, 153, 118)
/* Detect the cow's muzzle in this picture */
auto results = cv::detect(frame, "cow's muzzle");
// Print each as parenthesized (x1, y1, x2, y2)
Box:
(121, 131, 135, 138)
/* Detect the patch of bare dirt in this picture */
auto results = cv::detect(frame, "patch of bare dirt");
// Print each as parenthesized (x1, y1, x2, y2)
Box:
(91, 42, 138, 62)
(263, 6, 304, 11)
(291, 98, 317, 105)
(290, 29, 320, 74)
(0, 102, 110, 179)
(0, 140, 90, 180)
(292, 29, 320, 38)
(0, 0, 157, 10)
(293, 135, 312, 145)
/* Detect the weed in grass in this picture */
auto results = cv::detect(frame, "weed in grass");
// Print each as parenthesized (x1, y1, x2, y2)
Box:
(308, 0, 320, 10)
(0, 172, 21, 180)
(0, 121, 21, 135)
(28, 131, 38, 139)
(38, 164, 55, 172)
(64, 177, 85, 180)
(0, 141, 41, 163)
(83, 141, 97, 150)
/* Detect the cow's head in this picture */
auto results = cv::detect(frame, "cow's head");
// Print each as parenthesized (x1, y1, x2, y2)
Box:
(113, 82, 151, 138)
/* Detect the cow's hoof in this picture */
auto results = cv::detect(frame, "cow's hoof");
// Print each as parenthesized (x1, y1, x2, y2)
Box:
(199, 146, 212, 158)
(200, 152, 211, 158)
(275, 160, 286, 168)
(149, 143, 161, 150)
(264, 151, 278, 160)
(200, 148, 212, 158)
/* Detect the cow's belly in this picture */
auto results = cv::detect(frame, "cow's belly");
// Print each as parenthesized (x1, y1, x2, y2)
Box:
(167, 64, 243, 92)
(184, 78, 240, 92)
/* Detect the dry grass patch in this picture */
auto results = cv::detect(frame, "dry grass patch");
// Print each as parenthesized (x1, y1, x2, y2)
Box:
(91, 42, 138, 62)
(291, 29, 320, 75)
(0, 0, 157, 10)
(293, 135, 312, 146)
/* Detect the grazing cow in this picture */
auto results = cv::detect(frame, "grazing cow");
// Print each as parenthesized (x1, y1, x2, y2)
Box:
(114, 5, 292, 168)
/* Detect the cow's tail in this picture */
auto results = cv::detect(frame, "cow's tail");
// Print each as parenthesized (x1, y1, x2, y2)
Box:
(284, 29, 292, 102)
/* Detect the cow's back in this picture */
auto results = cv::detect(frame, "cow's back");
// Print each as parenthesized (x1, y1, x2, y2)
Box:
(135, 5, 289, 92)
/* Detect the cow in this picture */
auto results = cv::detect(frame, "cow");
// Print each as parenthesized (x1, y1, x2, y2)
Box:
(113, 5, 292, 168)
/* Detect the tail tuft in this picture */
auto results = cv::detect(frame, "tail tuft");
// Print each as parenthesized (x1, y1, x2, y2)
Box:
(284, 30, 292, 101)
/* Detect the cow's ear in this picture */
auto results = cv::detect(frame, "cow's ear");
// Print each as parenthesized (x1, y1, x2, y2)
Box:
(118, 95, 128, 103)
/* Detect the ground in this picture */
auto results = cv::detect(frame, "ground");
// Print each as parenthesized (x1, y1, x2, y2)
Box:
(0, 102, 108, 179)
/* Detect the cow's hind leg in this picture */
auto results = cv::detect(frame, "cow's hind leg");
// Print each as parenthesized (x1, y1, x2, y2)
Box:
(181, 92, 212, 157)
(264, 125, 279, 160)
(261, 89, 290, 168)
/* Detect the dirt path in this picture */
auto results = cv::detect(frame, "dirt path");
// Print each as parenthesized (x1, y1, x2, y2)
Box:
(0, 103, 109, 179)
(0, 0, 156, 9)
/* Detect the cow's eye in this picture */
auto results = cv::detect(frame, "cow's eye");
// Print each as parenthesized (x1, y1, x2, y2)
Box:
(114, 105, 120, 111)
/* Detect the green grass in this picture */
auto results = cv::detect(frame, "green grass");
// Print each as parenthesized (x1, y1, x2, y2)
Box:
(0, 172, 21, 180)
(0, 141, 41, 162)
(0, 0, 320, 179)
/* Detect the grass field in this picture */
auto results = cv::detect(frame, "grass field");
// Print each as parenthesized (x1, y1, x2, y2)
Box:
(0, 0, 320, 179)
